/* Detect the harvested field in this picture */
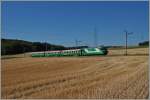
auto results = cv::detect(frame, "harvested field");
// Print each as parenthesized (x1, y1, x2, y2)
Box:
(1, 48, 149, 99)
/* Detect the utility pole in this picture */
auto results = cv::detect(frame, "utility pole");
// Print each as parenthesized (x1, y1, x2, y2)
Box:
(75, 40, 78, 47)
(23, 46, 25, 57)
(141, 32, 144, 42)
(124, 30, 133, 56)
(94, 26, 98, 47)
(45, 42, 47, 51)
(2, 46, 6, 55)
(45, 42, 48, 56)
(44, 42, 47, 56)
(75, 39, 82, 48)
(125, 31, 128, 56)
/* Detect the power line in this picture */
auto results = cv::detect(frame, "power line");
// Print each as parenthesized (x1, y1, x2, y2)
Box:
(141, 32, 144, 42)
(124, 30, 133, 56)
(75, 39, 82, 47)
(44, 41, 47, 56)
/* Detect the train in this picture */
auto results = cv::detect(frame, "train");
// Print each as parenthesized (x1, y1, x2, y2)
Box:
(31, 47, 108, 57)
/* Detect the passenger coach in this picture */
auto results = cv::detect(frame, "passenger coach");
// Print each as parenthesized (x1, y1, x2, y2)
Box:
(31, 47, 108, 57)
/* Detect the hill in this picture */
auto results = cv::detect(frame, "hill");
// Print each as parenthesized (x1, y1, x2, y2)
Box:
(1, 38, 66, 55)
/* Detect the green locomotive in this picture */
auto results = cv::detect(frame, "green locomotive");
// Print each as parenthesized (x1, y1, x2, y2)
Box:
(31, 47, 108, 57)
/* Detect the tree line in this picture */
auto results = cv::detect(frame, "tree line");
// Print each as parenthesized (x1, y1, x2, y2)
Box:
(138, 41, 149, 46)
(1, 38, 66, 55)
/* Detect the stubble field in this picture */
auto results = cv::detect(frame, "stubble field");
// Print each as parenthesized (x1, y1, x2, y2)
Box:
(1, 48, 149, 99)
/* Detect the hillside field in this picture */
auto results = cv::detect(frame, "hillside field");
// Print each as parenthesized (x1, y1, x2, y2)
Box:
(1, 48, 149, 99)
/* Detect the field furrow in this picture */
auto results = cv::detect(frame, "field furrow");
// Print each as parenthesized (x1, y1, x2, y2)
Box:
(1, 48, 149, 99)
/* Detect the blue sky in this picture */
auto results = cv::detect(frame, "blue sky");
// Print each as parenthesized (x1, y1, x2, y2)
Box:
(1, 1, 149, 47)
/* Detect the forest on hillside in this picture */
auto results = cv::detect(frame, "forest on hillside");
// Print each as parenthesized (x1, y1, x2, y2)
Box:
(1, 39, 66, 55)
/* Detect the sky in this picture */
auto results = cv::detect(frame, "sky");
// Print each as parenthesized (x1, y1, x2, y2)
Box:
(1, 1, 149, 47)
